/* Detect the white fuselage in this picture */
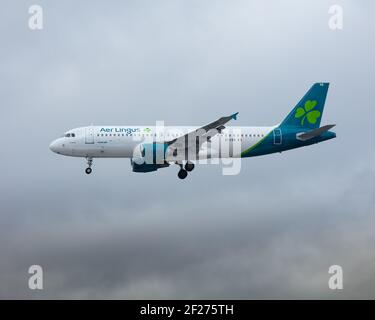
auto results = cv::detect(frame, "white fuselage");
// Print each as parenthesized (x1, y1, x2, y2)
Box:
(49, 125, 276, 160)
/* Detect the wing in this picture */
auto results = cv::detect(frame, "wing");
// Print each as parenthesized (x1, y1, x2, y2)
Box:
(166, 112, 239, 157)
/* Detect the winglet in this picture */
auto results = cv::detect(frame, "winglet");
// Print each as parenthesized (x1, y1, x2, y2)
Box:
(231, 112, 239, 120)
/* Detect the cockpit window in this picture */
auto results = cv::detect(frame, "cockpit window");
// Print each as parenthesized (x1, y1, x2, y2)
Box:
(64, 133, 75, 138)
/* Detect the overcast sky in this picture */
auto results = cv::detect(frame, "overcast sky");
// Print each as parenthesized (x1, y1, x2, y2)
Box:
(0, 0, 374, 299)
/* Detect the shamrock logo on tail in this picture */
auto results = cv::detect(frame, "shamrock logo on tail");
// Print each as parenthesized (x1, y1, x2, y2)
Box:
(295, 100, 321, 125)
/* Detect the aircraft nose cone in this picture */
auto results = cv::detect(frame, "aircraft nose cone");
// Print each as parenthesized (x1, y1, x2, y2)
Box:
(49, 140, 60, 154)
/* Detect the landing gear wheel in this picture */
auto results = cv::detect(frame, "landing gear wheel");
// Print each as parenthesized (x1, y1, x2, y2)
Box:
(85, 157, 93, 174)
(185, 162, 195, 172)
(178, 169, 188, 179)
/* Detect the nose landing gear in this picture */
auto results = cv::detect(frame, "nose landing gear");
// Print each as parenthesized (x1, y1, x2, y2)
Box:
(85, 157, 93, 174)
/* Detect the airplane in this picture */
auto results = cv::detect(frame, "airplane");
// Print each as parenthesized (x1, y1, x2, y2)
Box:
(49, 83, 336, 179)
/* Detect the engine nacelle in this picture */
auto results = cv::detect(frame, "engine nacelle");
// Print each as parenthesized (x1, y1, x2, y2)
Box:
(131, 158, 169, 172)
(134, 142, 169, 162)
(131, 142, 170, 173)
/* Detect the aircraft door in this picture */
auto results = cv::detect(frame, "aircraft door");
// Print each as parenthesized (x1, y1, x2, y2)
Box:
(273, 128, 282, 145)
(85, 126, 94, 144)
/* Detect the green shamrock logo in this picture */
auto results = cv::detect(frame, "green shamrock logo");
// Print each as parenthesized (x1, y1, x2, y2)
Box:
(143, 128, 151, 133)
(295, 100, 321, 125)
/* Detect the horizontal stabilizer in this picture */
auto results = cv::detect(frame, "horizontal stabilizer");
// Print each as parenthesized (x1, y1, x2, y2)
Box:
(296, 124, 336, 141)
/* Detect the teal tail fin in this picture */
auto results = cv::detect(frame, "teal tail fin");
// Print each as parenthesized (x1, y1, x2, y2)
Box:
(280, 83, 329, 129)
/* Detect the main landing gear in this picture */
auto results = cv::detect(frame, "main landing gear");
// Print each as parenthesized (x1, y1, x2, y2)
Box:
(184, 162, 195, 172)
(85, 157, 93, 174)
(178, 169, 188, 179)
(177, 161, 195, 179)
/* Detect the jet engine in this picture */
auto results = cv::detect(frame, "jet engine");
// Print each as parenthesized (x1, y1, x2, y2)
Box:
(131, 143, 170, 173)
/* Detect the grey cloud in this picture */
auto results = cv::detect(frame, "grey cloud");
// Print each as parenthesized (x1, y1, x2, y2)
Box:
(0, 0, 374, 299)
